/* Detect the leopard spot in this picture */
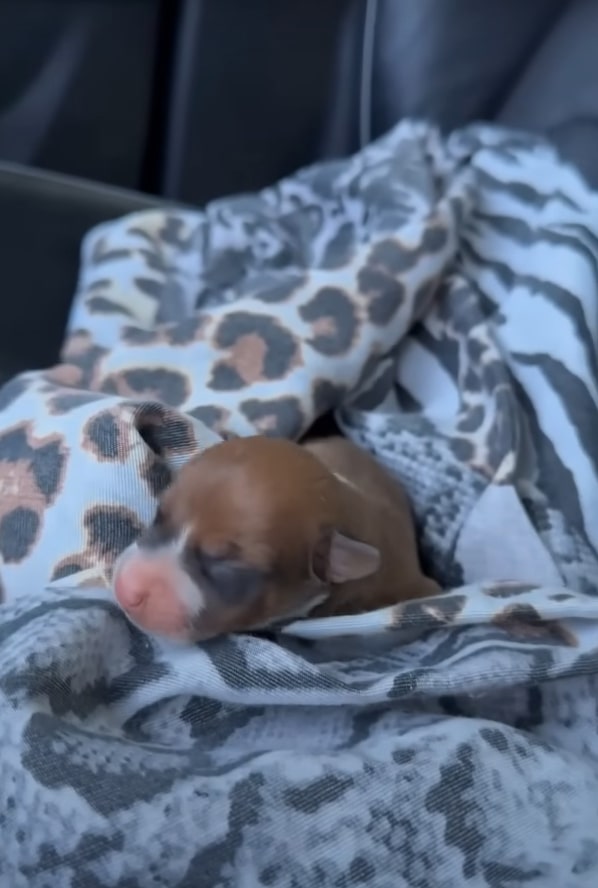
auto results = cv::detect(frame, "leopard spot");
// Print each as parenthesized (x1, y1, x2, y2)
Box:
(492, 603, 577, 647)
(390, 594, 467, 630)
(0, 428, 36, 464)
(358, 266, 406, 325)
(210, 312, 301, 390)
(200, 247, 248, 292)
(0, 424, 68, 504)
(0, 377, 29, 412)
(121, 327, 161, 346)
(209, 335, 267, 390)
(123, 318, 208, 348)
(368, 238, 415, 274)
(254, 272, 307, 303)
(299, 287, 357, 356)
(321, 222, 355, 268)
(467, 338, 485, 364)
(483, 360, 508, 393)
(140, 455, 172, 499)
(86, 278, 112, 292)
(484, 582, 538, 598)
(135, 405, 199, 458)
(51, 556, 92, 581)
(188, 405, 232, 436)
(84, 505, 143, 562)
(86, 296, 135, 318)
(43, 365, 84, 388)
(208, 364, 243, 390)
(158, 215, 192, 248)
(30, 440, 68, 502)
(463, 367, 482, 394)
(0, 507, 41, 563)
(456, 406, 486, 435)
(549, 592, 574, 602)
(450, 438, 474, 463)
(240, 397, 305, 439)
(101, 368, 190, 408)
(83, 410, 131, 463)
(167, 317, 208, 346)
(47, 392, 106, 415)
(134, 277, 163, 299)
(367, 227, 449, 279)
(60, 333, 108, 389)
(423, 224, 449, 253)
(92, 237, 131, 264)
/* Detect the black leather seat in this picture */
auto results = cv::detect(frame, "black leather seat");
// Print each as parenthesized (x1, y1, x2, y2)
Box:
(0, 163, 165, 385)
(158, 0, 598, 200)
(0, 0, 595, 380)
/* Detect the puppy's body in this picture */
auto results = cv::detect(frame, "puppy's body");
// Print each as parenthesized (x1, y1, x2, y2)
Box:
(112, 435, 439, 642)
(302, 437, 438, 616)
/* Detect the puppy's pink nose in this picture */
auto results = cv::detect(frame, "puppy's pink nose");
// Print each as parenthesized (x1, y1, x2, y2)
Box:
(114, 575, 145, 611)
(113, 562, 166, 613)
(112, 551, 193, 639)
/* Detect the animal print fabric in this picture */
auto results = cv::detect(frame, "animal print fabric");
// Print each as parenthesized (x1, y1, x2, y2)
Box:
(1, 120, 598, 886)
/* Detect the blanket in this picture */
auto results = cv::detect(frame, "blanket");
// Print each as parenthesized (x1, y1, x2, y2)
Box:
(2, 120, 598, 887)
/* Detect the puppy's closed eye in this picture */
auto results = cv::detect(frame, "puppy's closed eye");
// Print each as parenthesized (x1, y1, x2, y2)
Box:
(183, 547, 264, 605)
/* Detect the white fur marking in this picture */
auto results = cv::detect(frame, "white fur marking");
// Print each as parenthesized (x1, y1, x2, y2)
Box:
(176, 526, 192, 554)
(333, 471, 358, 491)
(169, 528, 205, 616)
(114, 534, 205, 618)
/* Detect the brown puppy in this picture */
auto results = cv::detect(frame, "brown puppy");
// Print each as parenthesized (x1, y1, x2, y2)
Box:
(112, 435, 439, 642)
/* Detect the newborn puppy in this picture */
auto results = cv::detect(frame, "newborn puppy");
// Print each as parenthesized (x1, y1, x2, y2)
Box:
(112, 435, 439, 642)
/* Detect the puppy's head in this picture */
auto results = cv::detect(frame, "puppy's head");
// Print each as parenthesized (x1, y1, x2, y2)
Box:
(112, 436, 379, 642)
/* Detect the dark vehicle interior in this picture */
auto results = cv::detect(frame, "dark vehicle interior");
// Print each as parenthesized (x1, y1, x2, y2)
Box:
(1, 0, 594, 382)
(3, 3, 598, 885)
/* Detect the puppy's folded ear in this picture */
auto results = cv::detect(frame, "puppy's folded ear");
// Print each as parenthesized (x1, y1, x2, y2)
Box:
(312, 529, 380, 584)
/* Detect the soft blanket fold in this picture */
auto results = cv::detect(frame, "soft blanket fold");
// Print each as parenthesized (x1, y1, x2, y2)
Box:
(1, 120, 598, 886)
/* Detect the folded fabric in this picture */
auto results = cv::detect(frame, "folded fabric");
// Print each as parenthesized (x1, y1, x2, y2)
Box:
(1, 120, 598, 886)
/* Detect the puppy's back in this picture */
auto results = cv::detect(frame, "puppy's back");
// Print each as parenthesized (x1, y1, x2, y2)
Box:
(303, 436, 410, 516)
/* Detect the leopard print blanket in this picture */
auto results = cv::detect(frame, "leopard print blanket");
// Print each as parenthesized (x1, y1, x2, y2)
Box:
(2, 121, 598, 886)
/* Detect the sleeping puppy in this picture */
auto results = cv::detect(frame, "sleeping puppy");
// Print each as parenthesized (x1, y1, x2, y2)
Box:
(112, 435, 439, 642)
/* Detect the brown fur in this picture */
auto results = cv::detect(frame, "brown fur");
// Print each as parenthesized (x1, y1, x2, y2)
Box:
(113, 435, 440, 641)
(158, 435, 439, 628)
(302, 437, 439, 614)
